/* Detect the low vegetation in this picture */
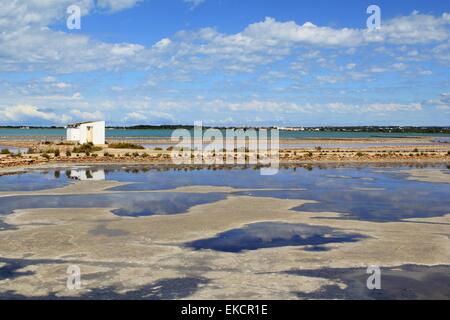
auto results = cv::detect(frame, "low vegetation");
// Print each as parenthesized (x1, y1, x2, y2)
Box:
(109, 143, 144, 149)
(57, 142, 75, 146)
(1, 149, 11, 155)
(73, 143, 103, 154)
(41, 148, 59, 155)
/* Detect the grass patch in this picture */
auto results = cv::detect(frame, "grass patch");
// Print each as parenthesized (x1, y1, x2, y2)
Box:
(57, 142, 75, 146)
(73, 143, 103, 154)
(42, 148, 60, 156)
(109, 143, 144, 149)
(1, 149, 11, 155)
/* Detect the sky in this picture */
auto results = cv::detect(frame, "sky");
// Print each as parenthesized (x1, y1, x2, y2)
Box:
(0, 0, 449, 126)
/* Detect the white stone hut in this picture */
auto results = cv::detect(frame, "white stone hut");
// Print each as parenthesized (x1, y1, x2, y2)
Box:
(66, 121, 105, 145)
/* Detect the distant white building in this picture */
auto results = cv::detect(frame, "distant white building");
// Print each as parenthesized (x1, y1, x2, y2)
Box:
(66, 121, 105, 145)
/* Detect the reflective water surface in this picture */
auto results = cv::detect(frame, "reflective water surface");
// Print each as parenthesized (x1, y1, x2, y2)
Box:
(0, 171, 72, 191)
(188, 222, 365, 253)
(108, 165, 450, 222)
(0, 192, 227, 217)
(0, 164, 449, 300)
(1, 165, 449, 222)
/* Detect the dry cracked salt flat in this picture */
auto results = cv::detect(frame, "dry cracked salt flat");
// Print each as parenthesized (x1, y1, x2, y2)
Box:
(0, 164, 449, 300)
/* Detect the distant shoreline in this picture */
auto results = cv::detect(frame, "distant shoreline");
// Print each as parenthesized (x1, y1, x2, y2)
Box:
(1, 136, 449, 170)
(0, 128, 449, 143)
(1, 159, 450, 176)
(0, 125, 449, 134)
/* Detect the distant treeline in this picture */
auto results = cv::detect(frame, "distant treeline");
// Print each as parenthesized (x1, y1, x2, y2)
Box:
(69, 125, 450, 133)
(1, 125, 449, 133)
(109, 125, 450, 133)
(0, 126, 64, 129)
(109, 125, 203, 130)
(310, 126, 450, 134)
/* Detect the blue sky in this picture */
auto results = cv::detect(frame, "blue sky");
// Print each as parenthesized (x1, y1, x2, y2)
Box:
(0, 0, 449, 126)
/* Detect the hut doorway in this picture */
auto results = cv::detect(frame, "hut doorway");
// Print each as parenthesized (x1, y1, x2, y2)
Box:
(86, 126, 94, 143)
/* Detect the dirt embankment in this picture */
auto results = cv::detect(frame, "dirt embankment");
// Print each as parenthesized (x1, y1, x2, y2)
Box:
(1, 139, 449, 169)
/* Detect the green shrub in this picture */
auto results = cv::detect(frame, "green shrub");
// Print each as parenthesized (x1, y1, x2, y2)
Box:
(42, 153, 50, 160)
(54, 149, 60, 157)
(132, 152, 140, 157)
(42, 148, 57, 154)
(0, 149, 11, 155)
(356, 152, 365, 157)
(66, 150, 72, 157)
(109, 143, 144, 149)
(73, 143, 102, 154)
(154, 147, 163, 151)
(57, 142, 75, 146)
